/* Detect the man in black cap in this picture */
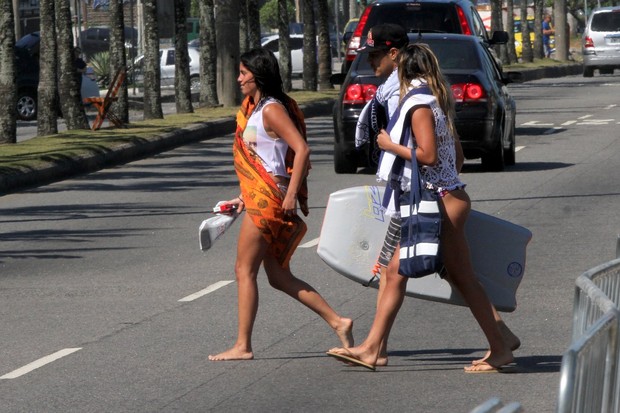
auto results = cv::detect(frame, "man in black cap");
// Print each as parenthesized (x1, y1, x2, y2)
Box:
(354, 23, 409, 367)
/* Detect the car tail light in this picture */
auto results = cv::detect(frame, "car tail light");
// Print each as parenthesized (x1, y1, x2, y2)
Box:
(584, 36, 594, 48)
(451, 83, 486, 102)
(456, 6, 472, 35)
(343, 83, 377, 104)
(345, 6, 371, 62)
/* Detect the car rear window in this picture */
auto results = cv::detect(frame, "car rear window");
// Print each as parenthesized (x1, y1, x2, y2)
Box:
(591, 11, 620, 32)
(355, 38, 480, 74)
(364, 3, 462, 35)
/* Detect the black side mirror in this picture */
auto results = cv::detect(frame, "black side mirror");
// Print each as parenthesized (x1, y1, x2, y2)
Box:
(343, 32, 352, 45)
(489, 30, 509, 45)
(330, 73, 346, 85)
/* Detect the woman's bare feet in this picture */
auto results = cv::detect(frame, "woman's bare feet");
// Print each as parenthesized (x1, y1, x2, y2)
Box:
(334, 317, 354, 348)
(376, 354, 388, 367)
(472, 322, 520, 365)
(208, 346, 254, 361)
(327, 345, 377, 370)
(465, 348, 514, 373)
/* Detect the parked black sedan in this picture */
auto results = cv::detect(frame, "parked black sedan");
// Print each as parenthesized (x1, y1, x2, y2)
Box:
(331, 33, 522, 173)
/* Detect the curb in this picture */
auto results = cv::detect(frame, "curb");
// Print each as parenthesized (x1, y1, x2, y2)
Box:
(1, 99, 335, 195)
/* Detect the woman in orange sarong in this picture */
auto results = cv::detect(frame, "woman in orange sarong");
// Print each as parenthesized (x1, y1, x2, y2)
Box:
(208, 48, 353, 361)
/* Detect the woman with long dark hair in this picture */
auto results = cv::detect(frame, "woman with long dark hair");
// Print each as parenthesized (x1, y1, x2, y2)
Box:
(208, 48, 353, 361)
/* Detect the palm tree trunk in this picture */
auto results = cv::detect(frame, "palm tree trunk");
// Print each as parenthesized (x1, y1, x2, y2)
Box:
(174, 0, 194, 113)
(302, 0, 317, 91)
(198, 0, 218, 107)
(143, 0, 164, 119)
(316, 0, 332, 90)
(37, 0, 58, 136)
(277, 0, 292, 92)
(240, 0, 249, 53)
(247, 0, 261, 49)
(533, 0, 544, 59)
(521, 0, 533, 62)
(216, 0, 241, 107)
(109, 0, 129, 123)
(0, 0, 17, 144)
(56, 0, 89, 129)
(505, 0, 518, 64)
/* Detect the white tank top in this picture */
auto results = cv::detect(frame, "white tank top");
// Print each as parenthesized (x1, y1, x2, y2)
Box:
(243, 98, 290, 178)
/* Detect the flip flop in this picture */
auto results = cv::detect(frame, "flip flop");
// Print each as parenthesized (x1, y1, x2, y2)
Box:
(464, 361, 516, 374)
(326, 349, 376, 371)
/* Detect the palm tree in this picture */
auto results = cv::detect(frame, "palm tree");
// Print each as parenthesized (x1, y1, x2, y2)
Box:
(143, 0, 164, 119)
(56, 0, 89, 129)
(505, 0, 518, 64)
(520, 0, 534, 62)
(0, 0, 17, 144)
(302, 0, 317, 91)
(533, 0, 544, 59)
(247, 0, 261, 49)
(277, 0, 292, 92)
(174, 0, 193, 113)
(240, 0, 249, 53)
(216, 0, 241, 107)
(316, 0, 332, 90)
(109, 0, 129, 123)
(37, 0, 58, 136)
(198, 0, 218, 107)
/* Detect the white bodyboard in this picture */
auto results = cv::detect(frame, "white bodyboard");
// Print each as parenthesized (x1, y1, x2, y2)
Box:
(317, 186, 532, 312)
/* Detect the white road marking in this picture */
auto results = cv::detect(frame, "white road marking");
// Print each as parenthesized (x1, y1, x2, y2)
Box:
(0, 348, 82, 380)
(299, 237, 320, 248)
(515, 146, 525, 152)
(178, 280, 235, 302)
(544, 127, 563, 134)
(561, 120, 577, 126)
(521, 120, 554, 127)
(604, 104, 616, 110)
(578, 115, 593, 119)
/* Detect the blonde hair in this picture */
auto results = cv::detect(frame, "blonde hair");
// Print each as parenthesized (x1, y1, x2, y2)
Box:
(397, 43, 456, 137)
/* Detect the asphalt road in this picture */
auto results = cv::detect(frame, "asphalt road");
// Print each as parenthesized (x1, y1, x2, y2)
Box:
(2, 73, 620, 412)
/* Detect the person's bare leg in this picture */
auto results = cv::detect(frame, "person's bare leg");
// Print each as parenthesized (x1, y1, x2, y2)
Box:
(263, 255, 353, 348)
(209, 214, 267, 361)
(440, 190, 513, 371)
(472, 316, 521, 365)
(329, 251, 407, 368)
(376, 266, 389, 366)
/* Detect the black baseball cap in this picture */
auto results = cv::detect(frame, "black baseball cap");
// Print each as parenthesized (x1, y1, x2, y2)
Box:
(358, 23, 409, 52)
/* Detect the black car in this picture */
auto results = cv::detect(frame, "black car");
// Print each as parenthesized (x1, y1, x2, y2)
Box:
(331, 33, 522, 173)
(341, 0, 508, 73)
(15, 33, 41, 121)
(80, 26, 138, 59)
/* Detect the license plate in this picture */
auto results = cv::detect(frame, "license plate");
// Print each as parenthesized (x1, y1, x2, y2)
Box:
(609, 37, 620, 43)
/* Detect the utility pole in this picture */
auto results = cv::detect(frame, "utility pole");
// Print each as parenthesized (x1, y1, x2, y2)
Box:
(216, 0, 241, 106)
(553, 0, 568, 61)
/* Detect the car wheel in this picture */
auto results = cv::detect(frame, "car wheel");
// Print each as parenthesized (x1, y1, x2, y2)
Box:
(481, 127, 505, 172)
(583, 67, 594, 77)
(334, 143, 357, 174)
(16, 90, 37, 121)
(190, 75, 200, 91)
(504, 120, 516, 166)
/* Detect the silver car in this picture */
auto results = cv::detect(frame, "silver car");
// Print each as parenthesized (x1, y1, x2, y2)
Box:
(582, 6, 620, 77)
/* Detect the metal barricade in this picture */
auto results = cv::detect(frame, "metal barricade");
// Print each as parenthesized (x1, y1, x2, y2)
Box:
(558, 257, 620, 413)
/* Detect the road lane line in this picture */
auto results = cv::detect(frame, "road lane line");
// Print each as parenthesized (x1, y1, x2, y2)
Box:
(0, 348, 82, 380)
(578, 115, 593, 119)
(604, 104, 616, 110)
(516, 146, 525, 152)
(561, 120, 577, 126)
(544, 127, 562, 134)
(299, 238, 320, 248)
(178, 280, 234, 302)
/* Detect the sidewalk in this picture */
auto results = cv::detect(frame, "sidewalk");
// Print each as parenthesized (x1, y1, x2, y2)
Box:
(1, 63, 583, 196)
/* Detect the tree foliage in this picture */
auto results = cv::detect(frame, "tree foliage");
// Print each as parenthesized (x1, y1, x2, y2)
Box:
(261, 0, 294, 31)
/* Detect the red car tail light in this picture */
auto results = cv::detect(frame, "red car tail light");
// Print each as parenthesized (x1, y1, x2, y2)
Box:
(451, 83, 486, 102)
(584, 36, 594, 48)
(345, 6, 372, 62)
(343, 83, 377, 104)
(456, 6, 472, 35)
